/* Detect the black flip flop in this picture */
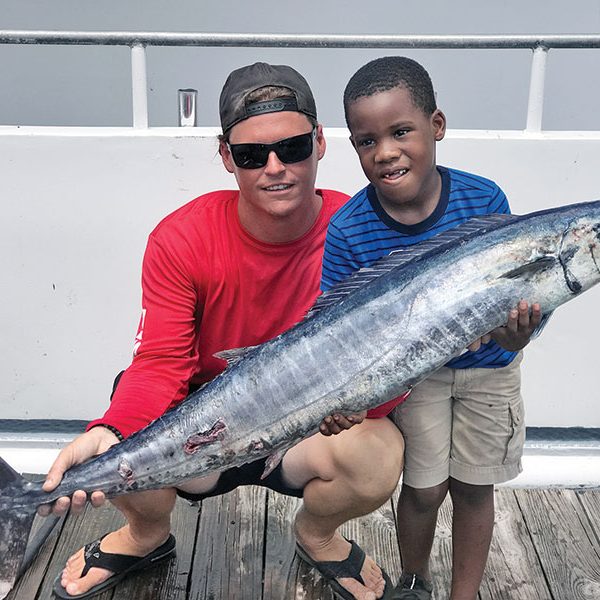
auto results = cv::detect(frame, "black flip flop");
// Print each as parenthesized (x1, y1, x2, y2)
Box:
(52, 533, 176, 599)
(296, 538, 393, 600)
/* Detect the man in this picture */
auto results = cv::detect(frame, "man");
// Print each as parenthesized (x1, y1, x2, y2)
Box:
(43, 62, 405, 600)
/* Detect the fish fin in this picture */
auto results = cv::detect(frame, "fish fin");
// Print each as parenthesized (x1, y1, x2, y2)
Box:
(500, 256, 557, 280)
(531, 311, 553, 340)
(260, 450, 286, 480)
(213, 345, 259, 367)
(308, 213, 519, 318)
(0, 458, 37, 599)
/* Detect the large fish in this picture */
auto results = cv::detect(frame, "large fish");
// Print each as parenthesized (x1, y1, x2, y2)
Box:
(2, 200, 600, 597)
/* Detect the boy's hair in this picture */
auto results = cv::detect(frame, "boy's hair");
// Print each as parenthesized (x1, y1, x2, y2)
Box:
(343, 56, 437, 126)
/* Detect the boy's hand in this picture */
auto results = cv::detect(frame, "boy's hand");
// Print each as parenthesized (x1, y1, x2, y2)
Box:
(319, 411, 367, 436)
(491, 300, 542, 351)
(38, 426, 120, 517)
(467, 301, 542, 353)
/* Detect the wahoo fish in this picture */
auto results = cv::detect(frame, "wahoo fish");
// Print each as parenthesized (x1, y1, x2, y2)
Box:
(2, 199, 600, 597)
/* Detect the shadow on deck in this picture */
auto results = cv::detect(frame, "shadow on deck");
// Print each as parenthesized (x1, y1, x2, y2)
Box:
(8, 486, 600, 600)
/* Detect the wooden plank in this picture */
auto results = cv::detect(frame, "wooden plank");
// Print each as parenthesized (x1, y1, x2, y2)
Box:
(6, 514, 65, 600)
(186, 487, 266, 600)
(479, 488, 550, 600)
(575, 490, 600, 557)
(516, 488, 600, 600)
(111, 497, 200, 600)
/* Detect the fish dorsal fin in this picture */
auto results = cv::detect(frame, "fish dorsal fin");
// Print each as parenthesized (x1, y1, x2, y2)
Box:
(308, 213, 518, 318)
(213, 345, 259, 367)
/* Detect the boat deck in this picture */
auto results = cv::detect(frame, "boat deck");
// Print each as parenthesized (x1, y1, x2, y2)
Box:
(8, 485, 600, 600)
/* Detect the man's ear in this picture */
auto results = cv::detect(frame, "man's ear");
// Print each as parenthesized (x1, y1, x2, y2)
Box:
(315, 123, 327, 161)
(432, 109, 447, 142)
(219, 139, 235, 173)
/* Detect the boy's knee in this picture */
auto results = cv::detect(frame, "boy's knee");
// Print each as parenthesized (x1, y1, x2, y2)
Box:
(449, 479, 494, 507)
(401, 481, 448, 513)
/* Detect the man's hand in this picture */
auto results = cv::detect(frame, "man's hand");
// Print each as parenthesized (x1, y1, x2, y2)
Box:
(38, 426, 121, 517)
(467, 300, 542, 353)
(318, 411, 367, 436)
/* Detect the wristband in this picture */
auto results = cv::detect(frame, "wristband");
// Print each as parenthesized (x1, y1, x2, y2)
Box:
(90, 423, 124, 442)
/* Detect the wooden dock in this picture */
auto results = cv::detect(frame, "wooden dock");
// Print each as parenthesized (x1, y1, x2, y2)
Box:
(8, 485, 600, 600)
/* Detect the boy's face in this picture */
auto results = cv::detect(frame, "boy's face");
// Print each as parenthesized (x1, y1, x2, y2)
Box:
(347, 86, 446, 216)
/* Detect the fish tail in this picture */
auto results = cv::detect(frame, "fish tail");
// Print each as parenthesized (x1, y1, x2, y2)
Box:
(0, 457, 37, 599)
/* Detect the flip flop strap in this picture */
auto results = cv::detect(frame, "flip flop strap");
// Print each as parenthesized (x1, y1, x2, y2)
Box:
(81, 539, 142, 577)
(312, 539, 365, 585)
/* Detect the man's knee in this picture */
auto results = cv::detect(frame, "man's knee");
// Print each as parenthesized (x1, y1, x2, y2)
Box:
(333, 420, 404, 498)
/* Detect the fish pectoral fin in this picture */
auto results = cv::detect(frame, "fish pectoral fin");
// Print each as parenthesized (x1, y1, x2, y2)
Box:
(213, 345, 259, 367)
(260, 450, 287, 480)
(500, 256, 557, 280)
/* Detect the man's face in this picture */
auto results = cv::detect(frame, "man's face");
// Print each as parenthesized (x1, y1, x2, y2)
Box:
(220, 111, 326, 222)
(347, 86, 445, 215)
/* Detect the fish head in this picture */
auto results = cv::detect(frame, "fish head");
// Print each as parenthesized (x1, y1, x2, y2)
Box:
(557, 206, 600, 295)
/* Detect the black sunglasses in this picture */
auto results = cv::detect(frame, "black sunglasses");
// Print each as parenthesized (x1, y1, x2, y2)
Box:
(228, 128, 316, 169)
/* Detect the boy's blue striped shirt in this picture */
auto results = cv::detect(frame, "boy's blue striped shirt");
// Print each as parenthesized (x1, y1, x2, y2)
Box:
(321, 166, 518, 369)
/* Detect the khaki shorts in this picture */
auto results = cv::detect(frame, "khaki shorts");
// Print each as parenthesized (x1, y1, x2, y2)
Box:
(391, 352, 525, 488)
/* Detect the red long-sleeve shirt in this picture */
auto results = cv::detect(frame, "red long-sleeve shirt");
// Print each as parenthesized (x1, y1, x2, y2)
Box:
(87, 189, 405, 438)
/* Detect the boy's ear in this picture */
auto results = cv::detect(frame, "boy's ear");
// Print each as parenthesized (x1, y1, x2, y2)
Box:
(432, 109, 447, 141)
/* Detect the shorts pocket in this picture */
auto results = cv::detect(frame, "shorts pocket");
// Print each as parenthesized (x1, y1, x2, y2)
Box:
(503, 394, 525, 464)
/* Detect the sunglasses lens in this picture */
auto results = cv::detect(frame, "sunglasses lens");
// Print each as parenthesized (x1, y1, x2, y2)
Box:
(230, 145, 268, 169)
(276, 133, 314, 164)
(230, 130, 315, 169)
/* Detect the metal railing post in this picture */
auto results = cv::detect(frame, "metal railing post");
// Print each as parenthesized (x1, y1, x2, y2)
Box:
(131, 44, 148, 129)
(525, 45, 549, 133)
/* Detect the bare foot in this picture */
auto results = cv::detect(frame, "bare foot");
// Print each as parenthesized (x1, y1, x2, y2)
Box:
(59, 525, 169, 597)
(295, 530, 386, 600)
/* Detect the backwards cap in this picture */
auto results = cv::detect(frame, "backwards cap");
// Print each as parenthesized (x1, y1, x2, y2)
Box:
(219, 62, 317, 132)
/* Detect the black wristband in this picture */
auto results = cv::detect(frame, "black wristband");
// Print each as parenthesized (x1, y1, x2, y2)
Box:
(90, 423, 124, 442)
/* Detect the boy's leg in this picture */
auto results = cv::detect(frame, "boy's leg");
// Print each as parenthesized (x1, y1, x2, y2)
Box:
(391, 369, 454, 597)
(448, 480, 494, 600)
(448, 353, 524, 600)
(284, 417, 404, 599)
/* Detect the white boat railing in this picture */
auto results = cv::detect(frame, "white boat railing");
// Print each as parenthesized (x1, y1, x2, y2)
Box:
(1, 31, 600, 130)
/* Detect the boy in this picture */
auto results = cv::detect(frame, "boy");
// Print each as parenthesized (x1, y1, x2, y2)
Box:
(322, 56, 542, 600)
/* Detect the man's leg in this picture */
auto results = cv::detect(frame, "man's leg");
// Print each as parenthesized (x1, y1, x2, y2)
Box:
(448, 480, 494, 600)
(283, 417, 404, 600)
(58, 472, 221, 597)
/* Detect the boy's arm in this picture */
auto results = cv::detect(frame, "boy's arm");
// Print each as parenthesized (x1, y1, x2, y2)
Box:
(321, 222, 362, 292)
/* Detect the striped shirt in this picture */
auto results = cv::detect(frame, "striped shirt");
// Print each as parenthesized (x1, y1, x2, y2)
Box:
(321, 166, 518, 369)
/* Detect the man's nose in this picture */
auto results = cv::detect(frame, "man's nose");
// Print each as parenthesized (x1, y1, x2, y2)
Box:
(263, 150, 286, 175)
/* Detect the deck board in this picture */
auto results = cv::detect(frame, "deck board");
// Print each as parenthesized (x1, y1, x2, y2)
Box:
(6, 487, 600, 600)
